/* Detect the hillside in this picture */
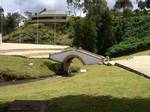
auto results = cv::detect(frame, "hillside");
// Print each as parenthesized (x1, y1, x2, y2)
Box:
(3, 24, 73, 46)
(114, 50, 150, 60)
(2, 15, 150, 57)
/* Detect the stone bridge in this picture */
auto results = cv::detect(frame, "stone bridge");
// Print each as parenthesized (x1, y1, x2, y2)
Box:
(49, 49, 105, 74)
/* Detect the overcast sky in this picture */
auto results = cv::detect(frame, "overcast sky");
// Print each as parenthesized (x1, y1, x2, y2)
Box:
(1, 0, 138, 15)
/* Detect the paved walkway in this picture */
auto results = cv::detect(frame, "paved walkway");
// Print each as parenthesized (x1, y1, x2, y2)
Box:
(0, 43, 69, 58)
(107, 56, 150, 78)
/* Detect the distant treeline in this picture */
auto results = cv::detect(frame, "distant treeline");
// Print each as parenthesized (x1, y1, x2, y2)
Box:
(2, 0, 150, 57)
(106, 15, 150, 57)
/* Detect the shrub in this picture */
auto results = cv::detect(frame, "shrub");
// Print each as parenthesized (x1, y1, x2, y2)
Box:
(106, 15, 150, 57)
(106, 36, 150, 57)
(112, 15, 150, 43)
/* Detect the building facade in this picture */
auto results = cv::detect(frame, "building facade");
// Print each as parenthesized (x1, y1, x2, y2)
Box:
(31, 10, 68, 29)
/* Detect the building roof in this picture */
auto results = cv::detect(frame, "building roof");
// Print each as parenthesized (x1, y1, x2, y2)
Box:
(33, 10, 67, 17)
(41, 10, 67, 15)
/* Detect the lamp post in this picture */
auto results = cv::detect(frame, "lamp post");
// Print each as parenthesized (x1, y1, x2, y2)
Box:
(36, 12, 39, 44)
(53, 1, 56, 45)
(54, 11, 56, 45)
(0, 0, 4, 44)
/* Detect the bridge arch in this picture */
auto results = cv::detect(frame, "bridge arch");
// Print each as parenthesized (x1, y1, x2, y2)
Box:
(50, 49, 105, 75)
(63, 54, 85, 74)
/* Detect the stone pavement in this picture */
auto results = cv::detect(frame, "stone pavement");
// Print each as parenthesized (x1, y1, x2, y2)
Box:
(107, 56, 150, 78)
(0, 43, 69, 58)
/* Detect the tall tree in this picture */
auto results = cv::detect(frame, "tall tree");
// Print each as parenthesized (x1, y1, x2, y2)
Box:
(146, 0, 150, 8)
(67, 0, 84, 16)
(114, 0, 133, 17)
(0, 6, 4, 34)
(138, 0, 146, 10)
(97, 9, 113, 54)
(5, 13, 20, 34)
(72, 0, 113, 54)
(74, 18, 97, 52)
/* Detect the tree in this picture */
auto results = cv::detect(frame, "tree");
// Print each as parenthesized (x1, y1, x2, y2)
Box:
(136, 0, 150, 9)
(0, 6, 4, 34)
(97, 9, 113, 54)
(114, 0, 133, 17)
(74, 18, 97, 52)
(66, 0, 107, 16)
(72, 0, 113, 54)
(138, 0, 146, 10)
(67, 0, 84, 16)
(146, 0, 150, 8)
(5, 13, 21, 34)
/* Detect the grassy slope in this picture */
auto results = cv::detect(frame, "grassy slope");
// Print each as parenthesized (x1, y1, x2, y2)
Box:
(0, 65, 150, 112)
(0, 56, 55, 80)
(114, 50, 150, 60)
(4, 24, 73, 46)
(0, 50, 150, 111)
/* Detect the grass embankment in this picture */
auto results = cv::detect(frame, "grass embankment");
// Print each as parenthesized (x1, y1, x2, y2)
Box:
(0, 56, 55, 81)
(0, 65, 150, 112)
(0, 50, 150, 111)
(4, 24, 73, 46)
(114, 49, 150, 60)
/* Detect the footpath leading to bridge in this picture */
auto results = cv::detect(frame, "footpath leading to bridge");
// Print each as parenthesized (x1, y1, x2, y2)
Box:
(107, 56, 150, 79)
(0, 43, 69, 58)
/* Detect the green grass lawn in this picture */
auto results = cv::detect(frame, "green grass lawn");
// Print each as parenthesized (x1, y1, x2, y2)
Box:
(0, 56, 55, 80)
(0, 50, 150, 112)
(0, 65, 150, 112)
(114, 50, 150, 60)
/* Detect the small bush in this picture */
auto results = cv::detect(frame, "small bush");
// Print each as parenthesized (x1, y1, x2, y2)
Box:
(106, 36, 150, 57)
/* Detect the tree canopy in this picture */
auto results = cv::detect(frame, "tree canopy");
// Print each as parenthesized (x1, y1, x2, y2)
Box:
(138, 0, 146, 10)
(114, 0, 133, 17)
(68, 0, 113, 54)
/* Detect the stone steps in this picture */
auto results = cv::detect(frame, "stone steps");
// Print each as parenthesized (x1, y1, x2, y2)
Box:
(0, 43, 69, 58)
